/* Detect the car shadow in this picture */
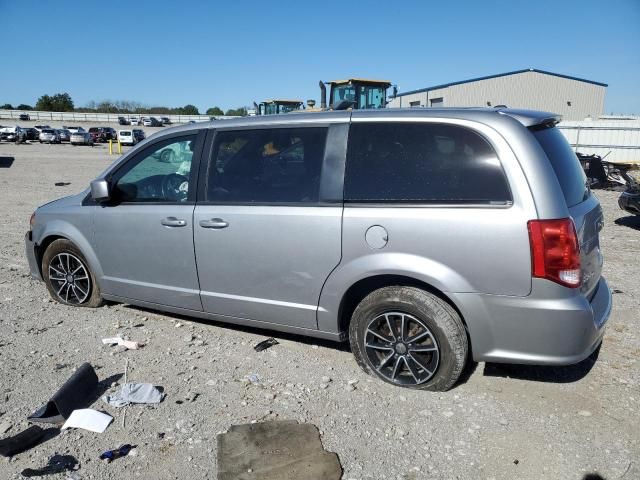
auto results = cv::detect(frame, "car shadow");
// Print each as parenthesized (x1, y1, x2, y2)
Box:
(0, 156, 15, 168)
(614, 215, 640, 230)
(120, 304, 352, 353)
(483, 345, 600, 384)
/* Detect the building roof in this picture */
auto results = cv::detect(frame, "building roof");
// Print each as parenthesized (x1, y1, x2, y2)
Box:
(329, 78, 391, 86)
(397, 68, 608, 97)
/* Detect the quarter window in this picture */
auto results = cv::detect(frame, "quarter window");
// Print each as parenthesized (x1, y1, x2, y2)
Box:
(344, 123, 511, 204)
(113, 135, 197, 203)
(206, 127, 327, 203)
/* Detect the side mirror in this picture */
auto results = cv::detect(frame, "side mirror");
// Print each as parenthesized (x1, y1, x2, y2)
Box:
(90, 179, 110, 202)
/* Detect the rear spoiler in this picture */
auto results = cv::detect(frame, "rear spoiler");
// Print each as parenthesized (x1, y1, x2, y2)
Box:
(496, 108, 562, 129)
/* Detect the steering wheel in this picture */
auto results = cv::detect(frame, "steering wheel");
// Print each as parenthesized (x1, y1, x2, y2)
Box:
(161, 173, 189, 201)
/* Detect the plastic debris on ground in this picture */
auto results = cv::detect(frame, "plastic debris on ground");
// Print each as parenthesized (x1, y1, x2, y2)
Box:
(99, 443, 137, 463)
(0, 426, 45, 457)
(217, 421, 342, 480)
(102, 337, 142, 350)
(102, 383, 164, 408)
(254, 337, 279, 352)
(28, 363, 99, 424)
(61, 409, 113, 433)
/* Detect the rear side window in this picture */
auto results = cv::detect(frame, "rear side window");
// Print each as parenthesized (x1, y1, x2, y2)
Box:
(532, 127, 588, 207)
(206, 127, 327, 204)
(344, 122, 511, 204)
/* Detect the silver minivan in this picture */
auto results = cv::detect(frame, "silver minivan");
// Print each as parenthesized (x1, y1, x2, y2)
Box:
(25, 108, 611, 391)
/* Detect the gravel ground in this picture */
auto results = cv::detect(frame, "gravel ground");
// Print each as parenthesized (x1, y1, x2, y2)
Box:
(0, 141, 638, 480)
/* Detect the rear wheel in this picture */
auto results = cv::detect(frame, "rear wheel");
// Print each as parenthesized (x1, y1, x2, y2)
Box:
(349, 286, 468, 391)
(42, 239, 103, 308)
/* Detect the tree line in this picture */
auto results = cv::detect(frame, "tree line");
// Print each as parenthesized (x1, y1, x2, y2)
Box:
(1, 93, 248, 116)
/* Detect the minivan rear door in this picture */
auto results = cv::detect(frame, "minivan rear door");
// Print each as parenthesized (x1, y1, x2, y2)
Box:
(532, 127, 603, 298)
(193, 122, 347, 329)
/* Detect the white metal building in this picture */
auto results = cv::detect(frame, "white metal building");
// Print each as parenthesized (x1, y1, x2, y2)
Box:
(388, 68, 607, 121)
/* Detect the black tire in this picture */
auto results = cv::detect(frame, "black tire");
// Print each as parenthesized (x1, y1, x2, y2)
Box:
(349, 286, 468, 391)
(42, 239, 103, 308)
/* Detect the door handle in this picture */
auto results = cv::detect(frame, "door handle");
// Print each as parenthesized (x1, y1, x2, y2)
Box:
(199, 218, 229, 229)
(161, 217, 187, 227)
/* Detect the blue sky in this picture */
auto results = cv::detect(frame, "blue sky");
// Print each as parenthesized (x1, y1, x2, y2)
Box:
(1, 0, 639, 114)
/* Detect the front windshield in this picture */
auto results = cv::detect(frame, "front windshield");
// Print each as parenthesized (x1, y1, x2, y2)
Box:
(265, 103, 278, 115)
(279, 103, 301, 113)
(358, 84, 386, 109)
(331, 84, 386, 109)
(331, 85, 356, 107)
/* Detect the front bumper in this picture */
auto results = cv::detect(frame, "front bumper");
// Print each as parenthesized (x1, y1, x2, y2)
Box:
(25, 231, 42, 281)
(453, 277, 612, 365)
(618, 190, 640, 216)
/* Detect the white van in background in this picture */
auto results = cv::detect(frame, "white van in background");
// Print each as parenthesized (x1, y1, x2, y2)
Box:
(118, 130, 136, 146)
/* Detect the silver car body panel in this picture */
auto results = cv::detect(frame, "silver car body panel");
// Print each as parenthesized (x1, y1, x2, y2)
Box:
(93, 204, 202, 311)
(194, 205, 342, 329)
(26, 108, 612, 366)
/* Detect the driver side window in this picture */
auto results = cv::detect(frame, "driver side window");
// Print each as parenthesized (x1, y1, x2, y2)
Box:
(113, 135, 197, 203)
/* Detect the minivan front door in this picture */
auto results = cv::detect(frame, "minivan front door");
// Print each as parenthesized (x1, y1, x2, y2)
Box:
(193, 125, 345, 329)
(94, 132, 204, 310)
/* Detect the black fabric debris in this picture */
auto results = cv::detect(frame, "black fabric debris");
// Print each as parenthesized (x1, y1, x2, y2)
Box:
(254, 338, 279, 352)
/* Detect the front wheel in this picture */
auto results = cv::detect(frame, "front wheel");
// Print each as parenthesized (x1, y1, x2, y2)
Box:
(349, 286, 468, 391)
(42, 239, 103, 307)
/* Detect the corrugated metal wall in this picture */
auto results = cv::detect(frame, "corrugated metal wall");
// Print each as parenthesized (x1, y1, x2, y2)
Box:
(558, 119, 640, 163)
(389, 71, 605, 121)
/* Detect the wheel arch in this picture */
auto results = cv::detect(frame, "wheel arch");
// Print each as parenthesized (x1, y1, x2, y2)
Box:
(35, 223, 103, 282)
(335, 274, 469, 339)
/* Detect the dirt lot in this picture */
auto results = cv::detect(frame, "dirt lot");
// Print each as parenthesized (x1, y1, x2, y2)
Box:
(0, 140, 639, 480)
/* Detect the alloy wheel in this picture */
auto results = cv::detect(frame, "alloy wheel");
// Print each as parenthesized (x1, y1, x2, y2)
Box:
(364, 312, 440, 386)
(48, 252, 91, 304)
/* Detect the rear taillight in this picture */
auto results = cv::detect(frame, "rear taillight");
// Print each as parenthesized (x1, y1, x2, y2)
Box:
(527, 218, 581, 288)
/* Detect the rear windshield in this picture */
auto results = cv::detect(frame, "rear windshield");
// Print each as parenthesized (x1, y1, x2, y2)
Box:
(532, 127, 588, 207)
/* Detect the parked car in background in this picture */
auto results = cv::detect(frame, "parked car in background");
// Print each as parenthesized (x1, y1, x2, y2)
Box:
(39, 129, 61, 144)
(88, 127, 117, 143)
(141, 117, 162, 127)
(23, 127, 40, 140)
(25, 108, 611, 392)
(118, 130, 136, 146)
(118, 116, 130, 126)
(160, 116, 172, 125)
(66, 126, 85, 134)
(19, 113, 31, 121)
(130, 117, 140, 126)
(0, 126, 21, 141)
(57, 129, 71, 142)
(132, 129, 145, 143)
(618, 174, 640, 215)
(70, 131, 94, 146)
(34, 125, 51, 132)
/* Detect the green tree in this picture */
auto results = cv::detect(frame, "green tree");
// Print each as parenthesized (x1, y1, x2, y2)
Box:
(35, 92, 74, 112)
(17, 104, 33, 110)
(206, 106, 224, 116)
(225, 107, 247, 116)
(181, 104, 199, 115)
(1, 103, 13, 110)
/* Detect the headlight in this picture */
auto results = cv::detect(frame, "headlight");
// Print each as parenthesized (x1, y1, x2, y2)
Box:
(29, 211, 36, 231)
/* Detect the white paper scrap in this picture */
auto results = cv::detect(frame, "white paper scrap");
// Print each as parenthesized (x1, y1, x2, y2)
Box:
(61, 409, 113, 433)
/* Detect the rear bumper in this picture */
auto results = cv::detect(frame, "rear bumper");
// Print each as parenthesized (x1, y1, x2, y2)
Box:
(25, 231, 42, 281)
(453, 277, 612, 365)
